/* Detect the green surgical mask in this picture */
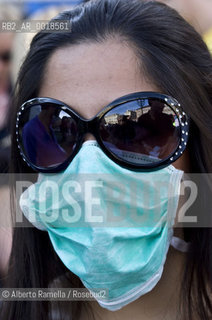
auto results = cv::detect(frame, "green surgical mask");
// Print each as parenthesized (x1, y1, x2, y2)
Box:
(20, 141, 184, 311)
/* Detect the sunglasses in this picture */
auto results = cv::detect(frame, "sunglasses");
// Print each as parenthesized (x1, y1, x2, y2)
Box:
(16, 92, 189, 173)
(0, 51, 11, 63)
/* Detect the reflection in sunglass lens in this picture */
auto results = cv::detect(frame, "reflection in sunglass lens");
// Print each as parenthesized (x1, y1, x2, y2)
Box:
(18, 103, 78, 168)
(99, 99, 180, 165)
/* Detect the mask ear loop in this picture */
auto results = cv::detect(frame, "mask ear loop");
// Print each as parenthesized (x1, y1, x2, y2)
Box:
(170, 236, 190, 253)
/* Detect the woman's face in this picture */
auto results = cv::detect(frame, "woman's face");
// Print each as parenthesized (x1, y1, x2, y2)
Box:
(39, 39, 190, 172)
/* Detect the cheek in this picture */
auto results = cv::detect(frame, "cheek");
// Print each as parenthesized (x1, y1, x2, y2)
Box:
(172, 149, 190, 172)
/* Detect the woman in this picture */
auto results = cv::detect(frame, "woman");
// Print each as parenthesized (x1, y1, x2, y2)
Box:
(2, 0, 212, 319)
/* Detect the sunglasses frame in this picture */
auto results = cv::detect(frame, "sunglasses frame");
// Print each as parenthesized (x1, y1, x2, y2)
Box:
(16, 91, 189, 173)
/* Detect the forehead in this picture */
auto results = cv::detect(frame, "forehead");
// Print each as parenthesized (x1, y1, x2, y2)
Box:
(39, 39, 159, 118)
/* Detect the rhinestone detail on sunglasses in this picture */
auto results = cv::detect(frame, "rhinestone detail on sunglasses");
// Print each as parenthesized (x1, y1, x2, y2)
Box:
(16, 92, 189, 172)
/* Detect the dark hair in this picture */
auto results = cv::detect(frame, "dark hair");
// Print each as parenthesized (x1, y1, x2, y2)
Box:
(2, 0, 212, 319)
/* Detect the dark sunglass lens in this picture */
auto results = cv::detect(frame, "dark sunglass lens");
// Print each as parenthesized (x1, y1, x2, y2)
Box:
(99, 99, 180, 166)
(18, 103, 79, 168)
